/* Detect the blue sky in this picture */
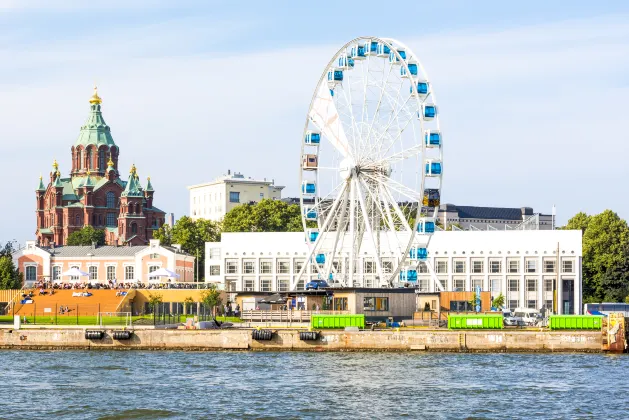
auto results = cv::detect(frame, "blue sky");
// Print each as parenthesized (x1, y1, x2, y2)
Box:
(1, 0, 629, 244)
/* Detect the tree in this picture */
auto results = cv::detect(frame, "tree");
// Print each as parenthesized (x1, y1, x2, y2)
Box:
(66, 226, 106, 246)
(560, 212, 590, 234)
(0, 242, 23, 289)
(200, 284, 223, 316)
(492, 293, 505, 310)
(183, 296, 195, 315)
(222, 199, 303, 232)
(147, 292, 163, 314)
(600, 245, 629, 303)
(152, 216, 221, 281)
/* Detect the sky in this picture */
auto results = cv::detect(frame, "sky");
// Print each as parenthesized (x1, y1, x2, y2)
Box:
(1, 0, 628, 244)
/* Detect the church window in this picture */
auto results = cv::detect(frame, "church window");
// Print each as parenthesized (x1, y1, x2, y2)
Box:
(98, 214, 103, 225)
(92, 214, 97, 225)
(25, 266, 37, 282)
(106, 192, 115, 208)
(99, 149, 106, 170)
(131, 223, 137, 235)
(86, 148, 92, 169)
(106, 213, 116, 227)
(75, 215, 80, 226)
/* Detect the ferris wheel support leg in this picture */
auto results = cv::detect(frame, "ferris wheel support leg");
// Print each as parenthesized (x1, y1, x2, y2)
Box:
(348, 179, 356, 287)
(291, 183, 348, 291)
(325, 187, 349, 286)
(354, 177, 386, 287)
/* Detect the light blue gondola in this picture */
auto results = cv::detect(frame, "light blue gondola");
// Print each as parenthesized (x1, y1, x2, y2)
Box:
(376, 42, 391, 57)
(365, 40, 378, 56)
(315, 254, 325, 264)
(389, 49, 406, 64)
(400, 269, 418, 281)
(305, 130, 321, 145)
(308, 230, 319, 242)
(330, 88, 334, 97)
(410, 80, 430, 98)
(424, 130, 441, 147)
(422, 104, 437, 121)
(400, 63, 418, 78)
(329, 273, 334, 281)
(302, 181, 316, 195)
(304, 207, 317, 220)
(338, 55, 355, 69)
(327, 69, 343, 84)
(417, 218, 435, 234)
(425, 160, 442, 176)
(350, 43, 366, 60)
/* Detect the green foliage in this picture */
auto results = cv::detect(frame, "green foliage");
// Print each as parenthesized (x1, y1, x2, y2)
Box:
(183, 296, 195, 314)
(153, 216, 221, 281)
(600, 245, 629, 303)
(0, 256, 22, 289)
(200, 284, 222, 310)
(435, 219, 463, 231)
(66, 226, 106, 246)
(560, 212, 590, 234)
(147, 292, 163, 313)
(222, 199, 303, 232)
(492, 293, 505, 310)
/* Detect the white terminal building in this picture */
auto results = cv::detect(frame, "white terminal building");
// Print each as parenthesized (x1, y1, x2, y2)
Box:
(205, 230, 582, 314)
(188, 170, 284, 221)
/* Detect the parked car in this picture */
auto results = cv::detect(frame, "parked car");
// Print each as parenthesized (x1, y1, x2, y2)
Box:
(305, 279, 329, 290)
(503, 310, 519, 326)
(513, 308, 542, 326)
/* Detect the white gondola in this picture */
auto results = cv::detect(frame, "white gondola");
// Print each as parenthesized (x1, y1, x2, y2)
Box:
(376, 42, 391, 57)
(350, 43, 366, 60)
(338, 55, 355, 69)
(327, 68, 343, 85)
(410, 79, 430, 98)
(303, 207, 317, 220)
(421, 103, 437, 121)
(364, 40, 378, 56)
(409, 247, 428, 260)
(424, 130, 441, 147)
(301, 181, 316, 195)
(400, 61, 418, 78)
(416, 217, 436, 234)
(305, 130, 321, 146)
(389, 49, 406, 64)
(425, 159, 442, 176)
(302, 154, 318, 170)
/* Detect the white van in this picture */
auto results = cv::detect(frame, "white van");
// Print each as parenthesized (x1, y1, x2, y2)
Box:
(513, 308, 542, 326)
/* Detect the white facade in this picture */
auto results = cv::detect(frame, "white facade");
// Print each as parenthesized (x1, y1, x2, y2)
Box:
(205, 230, 583, 314)
(188, 171, 284, 221)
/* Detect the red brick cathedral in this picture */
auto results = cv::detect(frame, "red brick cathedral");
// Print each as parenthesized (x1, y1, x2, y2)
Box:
(35, 88, 166, 246)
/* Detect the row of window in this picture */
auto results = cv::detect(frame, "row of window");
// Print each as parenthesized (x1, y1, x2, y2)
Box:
(434, 259, 574, 274)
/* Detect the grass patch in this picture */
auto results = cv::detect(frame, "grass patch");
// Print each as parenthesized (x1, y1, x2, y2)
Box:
(0, 314, 242, 326)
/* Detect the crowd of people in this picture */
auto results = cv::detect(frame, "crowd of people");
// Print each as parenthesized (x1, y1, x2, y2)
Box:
(30, 280, 211, 292)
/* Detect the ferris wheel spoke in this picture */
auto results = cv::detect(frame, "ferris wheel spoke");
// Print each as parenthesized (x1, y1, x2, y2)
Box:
(354, 177, 385, 284)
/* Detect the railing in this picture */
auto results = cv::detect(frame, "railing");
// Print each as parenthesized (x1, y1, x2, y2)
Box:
(241, 310, 349, 322)
(3, 287, 27, 315)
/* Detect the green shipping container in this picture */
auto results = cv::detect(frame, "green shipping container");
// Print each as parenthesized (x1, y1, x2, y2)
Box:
(549, 315, 603, 330)
(448, 314, 504, 330)
(311, 314, 365, 329)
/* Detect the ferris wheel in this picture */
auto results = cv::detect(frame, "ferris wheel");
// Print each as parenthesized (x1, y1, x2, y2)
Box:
(294, 36, 443, 290)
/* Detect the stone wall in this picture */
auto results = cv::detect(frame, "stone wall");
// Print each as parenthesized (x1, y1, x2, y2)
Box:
(0, 327, 603, 352)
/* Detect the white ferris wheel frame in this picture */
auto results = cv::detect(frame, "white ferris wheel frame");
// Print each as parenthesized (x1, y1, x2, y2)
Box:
(294, 36, 443, 291)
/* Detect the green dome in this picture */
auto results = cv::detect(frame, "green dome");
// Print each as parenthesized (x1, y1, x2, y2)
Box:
(74, 88, 116, 148)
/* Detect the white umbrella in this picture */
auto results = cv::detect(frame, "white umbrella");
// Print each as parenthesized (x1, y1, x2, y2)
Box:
(149, 268, 180, 278)
(62, 267, 89, 278)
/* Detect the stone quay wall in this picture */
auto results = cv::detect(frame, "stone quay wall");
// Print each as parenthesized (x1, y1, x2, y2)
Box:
(0, 327, 603, 352)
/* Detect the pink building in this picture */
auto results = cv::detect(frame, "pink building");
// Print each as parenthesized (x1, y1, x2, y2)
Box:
(13, 239, 195, 286)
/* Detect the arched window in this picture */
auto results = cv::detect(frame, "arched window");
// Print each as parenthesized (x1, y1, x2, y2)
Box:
(106, 192, 115, 208)
(86, 148, 92, 170)
(70, 265, 79, 281)
(99, 149, 106, 170)
(75, 214, 80, 226)
(125, 266, 134, 280)
(107, 266, 116, 280)
(92, 214, 97, 225)
(131, 223, 138, 235)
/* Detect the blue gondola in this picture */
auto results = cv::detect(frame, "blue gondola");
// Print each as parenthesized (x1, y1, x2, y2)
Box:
(338, 55, 355, 69)
(389, 49, 406, 64)
(304, 207, 317, 220)
(365, 40, 378, 56)
(410, 80, 430, 97)
(425, 160, 442, 176)
(302, 181, 316, 195)
(400, 63, 418, 78)
(329, 273, 334, 281)
(329, 88, 334, 97)
(424, 130, 441, 147)
(327, 69, 343, 84)
(400, 269, 418, 281)
(350, 43, 366, 60)
(409, 247, 428, 260)
(308, 230, 319, 242)
(422, 104, 437, 121)
(305, 130, 321, 145)
(315, 254, 325, 264)
(417, 218, 435, 234)
(376, 42, 391, 57)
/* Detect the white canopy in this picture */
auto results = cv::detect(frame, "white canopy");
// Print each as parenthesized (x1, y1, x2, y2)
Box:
(61, 267, 89, 278)
(149, 268, 180, 278)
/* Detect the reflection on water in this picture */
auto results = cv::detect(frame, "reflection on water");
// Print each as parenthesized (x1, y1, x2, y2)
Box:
(0, 351, 626, 419)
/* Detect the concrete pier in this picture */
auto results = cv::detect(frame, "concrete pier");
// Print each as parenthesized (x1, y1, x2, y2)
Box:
(0, 327, 604, 352)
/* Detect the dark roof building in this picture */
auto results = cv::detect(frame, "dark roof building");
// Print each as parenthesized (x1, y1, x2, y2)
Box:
(436, 204, 553, 230)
